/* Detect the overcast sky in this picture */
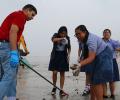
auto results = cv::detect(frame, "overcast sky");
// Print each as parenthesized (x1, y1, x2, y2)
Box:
(0, 0, 120, 61)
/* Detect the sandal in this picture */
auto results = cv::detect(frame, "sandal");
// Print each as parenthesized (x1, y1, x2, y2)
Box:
(59, 90, 66, 96)
(51, 88, 56, 95)
(82, 89, 90, 96)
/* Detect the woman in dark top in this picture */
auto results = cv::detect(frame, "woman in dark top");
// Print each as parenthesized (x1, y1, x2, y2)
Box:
(49, 26, 71, 96)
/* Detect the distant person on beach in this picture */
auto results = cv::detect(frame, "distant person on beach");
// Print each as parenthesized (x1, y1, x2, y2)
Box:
(49, 26, 71, 96)
(73, 25, 113, 100)
(18, 35, 30, 68)
(18, 35, 30, 56)
(102, 29, 120, 99)
(0, 4, 37, 100)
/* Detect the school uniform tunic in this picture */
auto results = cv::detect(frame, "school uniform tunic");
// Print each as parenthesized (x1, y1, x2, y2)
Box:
(104, 39, 120, 82)
(49, 33, 71, 72)
(81, 33, 113, 84)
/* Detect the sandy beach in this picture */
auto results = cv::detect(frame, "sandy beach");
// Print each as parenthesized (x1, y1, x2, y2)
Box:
(4, 56, 120, 100)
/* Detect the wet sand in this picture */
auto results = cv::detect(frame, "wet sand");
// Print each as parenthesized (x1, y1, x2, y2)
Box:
(9, 57, 120, 100)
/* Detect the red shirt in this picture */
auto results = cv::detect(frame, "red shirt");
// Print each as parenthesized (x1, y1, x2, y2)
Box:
(0, 10, 27, 42)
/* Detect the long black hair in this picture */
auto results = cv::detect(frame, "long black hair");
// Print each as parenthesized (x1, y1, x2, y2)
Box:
(75, 25, 89, 43)
(51, 26, 71, 59)
(58, 26, 68, 36)
(75, 25, 89, 59)
(58, 26, 71, 50)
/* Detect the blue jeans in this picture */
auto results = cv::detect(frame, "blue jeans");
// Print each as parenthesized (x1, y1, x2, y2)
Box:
(0, 42, 18, 100)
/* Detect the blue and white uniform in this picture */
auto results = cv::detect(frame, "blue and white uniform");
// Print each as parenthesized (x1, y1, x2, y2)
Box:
(80, 33, 113, 84)
(49, 33, 71, 72)
(104, 39, 120, 81)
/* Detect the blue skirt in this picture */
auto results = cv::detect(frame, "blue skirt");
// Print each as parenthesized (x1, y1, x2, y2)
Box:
(91, 46, 113, 85)
(112, 59, 120, 81)
(48, 51, 69, 72)
(81, 62, 94, 73)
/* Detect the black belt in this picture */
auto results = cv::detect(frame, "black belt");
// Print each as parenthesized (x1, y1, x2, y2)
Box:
(0, 40, 9, 43)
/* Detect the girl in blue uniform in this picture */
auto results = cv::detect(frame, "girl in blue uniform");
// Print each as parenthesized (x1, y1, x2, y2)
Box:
(49, 26, 71, 96)
(74, 25, 113, 100)
(102, 29, 120, 99)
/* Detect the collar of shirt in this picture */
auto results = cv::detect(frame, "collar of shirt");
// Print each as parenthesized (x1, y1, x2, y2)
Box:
(18, 10, 27, 21)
